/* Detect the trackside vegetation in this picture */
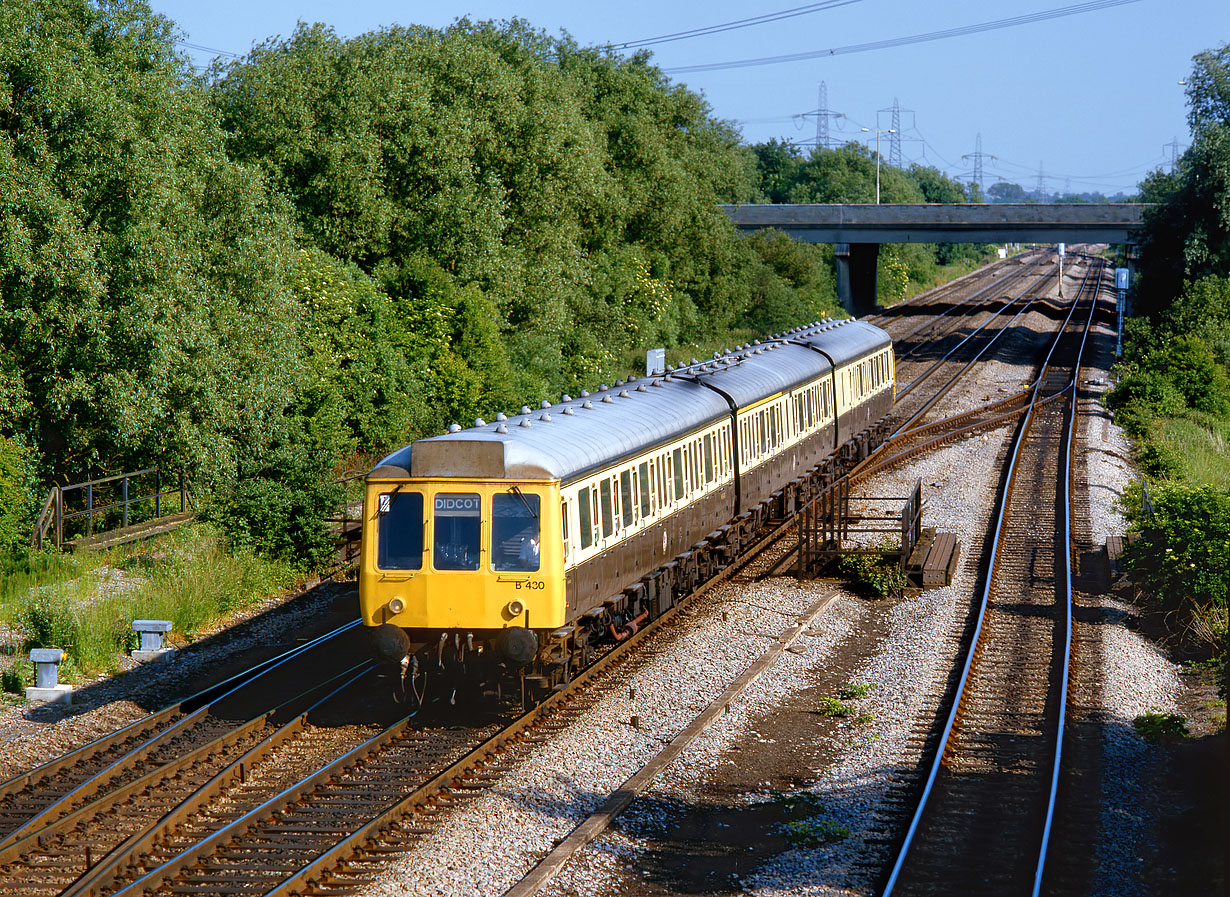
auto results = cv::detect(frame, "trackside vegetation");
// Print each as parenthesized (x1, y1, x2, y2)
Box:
(1111, 42, 1230, 686)
(0, 1, 988, 679)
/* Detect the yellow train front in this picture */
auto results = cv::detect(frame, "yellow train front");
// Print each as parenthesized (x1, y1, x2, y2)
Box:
(359, 318, 895, 694)
(361, 467, 565, 671)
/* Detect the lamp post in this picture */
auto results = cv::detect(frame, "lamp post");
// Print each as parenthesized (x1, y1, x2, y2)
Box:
(861, 127, 896, 203)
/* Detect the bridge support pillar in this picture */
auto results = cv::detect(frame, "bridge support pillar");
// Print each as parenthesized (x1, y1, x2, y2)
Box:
(834, 242, 880, 317)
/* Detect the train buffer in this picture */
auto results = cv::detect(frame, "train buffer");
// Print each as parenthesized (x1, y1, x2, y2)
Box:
(905, 529, 961, 587)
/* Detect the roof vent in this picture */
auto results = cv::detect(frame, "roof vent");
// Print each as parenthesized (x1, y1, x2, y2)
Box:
(541, 400, 552, 409)
(562, 407, 575, 415)
(754, 349, 763, 355)
(615, 379, 624, 387)
(752, 339, 761, 345)
(520, 406, 531, 415)
(495, 412, 507, 421)
(602, 395, 614, 403)
(636, 383, 648, 392)
(448, 423, 462, 433)
(562, 394, 572, 402)
(691, 357, 699, 365)
(619, 389, 630, 398)
(665, 364, 675, 373)
(580, 390, 590, 398)
(627, 375, 637, 381)
(475, 418, 486, 427)
(582, 400, 594, 409)
(539, 413, 552, 422)
(519, 419, 532, 428)
(496, 424, 508, 434)
(600, 383, 609, 391)
(652, 379, 665, 388)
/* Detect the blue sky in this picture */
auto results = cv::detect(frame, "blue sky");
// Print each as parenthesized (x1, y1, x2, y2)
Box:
(149, 0, 1229, 196)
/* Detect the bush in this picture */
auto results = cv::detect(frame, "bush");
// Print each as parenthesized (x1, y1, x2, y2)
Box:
(782, 818, 850, 848)
(0, 435, 35, 559)
(1134, 710, 1190, 743)
(205, 439, 342, 570)
(1108, 369, 1188, 436)
(837, 546, 907, 598)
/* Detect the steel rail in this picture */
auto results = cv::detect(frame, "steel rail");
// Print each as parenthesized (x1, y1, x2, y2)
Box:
(0, 619, 364, 851)
(880, 261, 1100, 896)
(59, 662, 377, 897)
(0, 661, 375, 897)
(888, 258, 1045, 357)
(101, 483, 814, 897)
(1032, 259, 1103, 896)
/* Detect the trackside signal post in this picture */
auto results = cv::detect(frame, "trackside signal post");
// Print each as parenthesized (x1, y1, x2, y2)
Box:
(1115, 268, 1130, 355)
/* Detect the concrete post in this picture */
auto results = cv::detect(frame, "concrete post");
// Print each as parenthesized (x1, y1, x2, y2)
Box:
(27, 648, 73, 704)
(132, 620, 175, 663)
(834, 242, 881, 317)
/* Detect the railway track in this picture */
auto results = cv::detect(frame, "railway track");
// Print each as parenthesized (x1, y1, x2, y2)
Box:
(880, 259, 1104, 896)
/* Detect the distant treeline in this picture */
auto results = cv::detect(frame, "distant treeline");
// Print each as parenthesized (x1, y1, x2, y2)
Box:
(0, 1, 987, 563)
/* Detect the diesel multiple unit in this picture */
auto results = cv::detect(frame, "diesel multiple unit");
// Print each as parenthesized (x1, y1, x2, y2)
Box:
(360, 318, 894, 687)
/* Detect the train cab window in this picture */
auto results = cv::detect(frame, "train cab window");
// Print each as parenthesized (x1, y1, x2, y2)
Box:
(704, 435, 714, 483)
(492, 492, 540, 572)
(578, 486, 593, 549)
(620, 470, 634, 527)
(433, 493, 481, 571)
(377, 491, 424, 570)
(599, 478, 614, 538)
(638, 462, 651, 517)
(672, 448, 684, 501)
(561, 500, 570, 562)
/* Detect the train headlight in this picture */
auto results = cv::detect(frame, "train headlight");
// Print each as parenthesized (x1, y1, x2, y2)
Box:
(507, 600, 524, 617)
(388, 596, 405, 615)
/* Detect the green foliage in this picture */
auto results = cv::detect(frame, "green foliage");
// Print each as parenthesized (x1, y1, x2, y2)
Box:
(0, 525, 299, 677)
(1133, 710, 1190, 743)
(838, 682, 876, 700)
(817, 696, 857, 717)
(782, 818, 850, 848)
(0, 0, 304, 497)
(836, 548, 907, 597)
(2, 664, 26, 694)
(0, 434, 35, 558)
(204, 438, 342, 569)
(1122, 483, 1230, 653)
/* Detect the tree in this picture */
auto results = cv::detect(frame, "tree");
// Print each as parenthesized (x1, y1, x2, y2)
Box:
(987, 181, 1028, 203)
(0, 0, 303, 489)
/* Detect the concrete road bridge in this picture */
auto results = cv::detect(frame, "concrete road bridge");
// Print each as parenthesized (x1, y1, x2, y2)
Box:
(720, 203, 1147, 315)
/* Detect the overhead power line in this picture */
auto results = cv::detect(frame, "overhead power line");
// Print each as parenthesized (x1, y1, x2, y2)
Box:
(613, 0, 861, 50)
(666, 0, 1144, 74)
(176, 39, 244, 60)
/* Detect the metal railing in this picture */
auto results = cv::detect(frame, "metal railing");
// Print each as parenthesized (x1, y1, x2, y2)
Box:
(34, 467, 190, 550)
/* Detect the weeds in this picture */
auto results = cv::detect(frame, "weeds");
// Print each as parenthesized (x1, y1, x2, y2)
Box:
(838, 682, 876, 700)
(817, 697, 856, 717)
(782, 818, 850, 848)
(1133, 710, 1190, 743)
(0, 524, 301, 683)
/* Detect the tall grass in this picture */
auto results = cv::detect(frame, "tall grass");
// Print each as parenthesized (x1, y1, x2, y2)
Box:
(1, 523, 301, 687)
(1157, 415, 1230, 488)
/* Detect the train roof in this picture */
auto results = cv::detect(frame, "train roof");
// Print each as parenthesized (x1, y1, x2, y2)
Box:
(371, 317, 891, 483)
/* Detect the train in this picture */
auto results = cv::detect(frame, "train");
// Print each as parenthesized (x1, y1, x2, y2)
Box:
(359, 317, 894, 699)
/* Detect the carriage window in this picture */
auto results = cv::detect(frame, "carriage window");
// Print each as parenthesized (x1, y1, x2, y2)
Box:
(377, 491, 423, 570)
(639, 462, 651, 517)
(672, 448, 684, 500)
(433, 493, 481, 571)
(561, 500, 570, 561)
(620, 470, 634, 527)
(578, 487, 593, 549)
(704, 435, 714, 483)
(599, 478, 614, 538)
(492, 492, 540, 572)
